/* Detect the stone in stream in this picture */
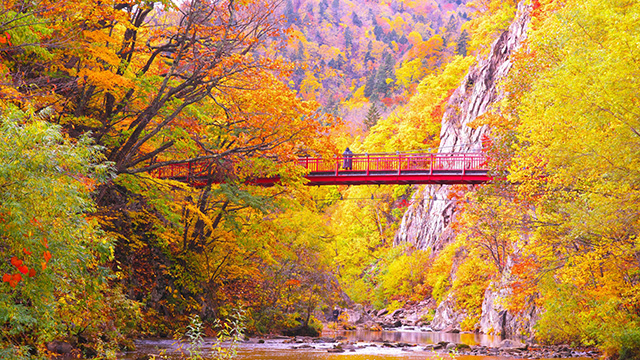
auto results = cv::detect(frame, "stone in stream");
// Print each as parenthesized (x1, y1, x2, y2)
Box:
(499, 338, 527, 350)
(397, 342, 415, 347)
(46, 341, 75, 357)
(424, 342, 447, 351)
(313, 337, 337, 343)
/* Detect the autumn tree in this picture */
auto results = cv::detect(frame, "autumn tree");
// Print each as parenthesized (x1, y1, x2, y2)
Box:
(468, 0, 640, 356)
(3, 0, 340, 334)
(464, 0, 517, 54)
(3, 0, 332, 179)
(0, 106, 138, 358)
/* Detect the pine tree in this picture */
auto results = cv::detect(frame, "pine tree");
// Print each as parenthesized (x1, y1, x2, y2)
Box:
(351, 12, 362, 27)
(374, 52, 395, 97)
(363, 102, 381, 130)
(456, 29, 469, 56)
(344, 28, 353, 54)
(331, 0, 340, 20)
(363, 72, 376, 99)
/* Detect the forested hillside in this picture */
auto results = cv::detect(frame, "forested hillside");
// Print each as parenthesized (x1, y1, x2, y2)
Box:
(1, 0, 639, 358)
(279, 0, 470, 124)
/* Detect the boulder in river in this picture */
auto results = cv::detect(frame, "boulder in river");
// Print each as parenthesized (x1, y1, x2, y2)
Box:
(499, 339, 527, 350)
(281, 324, 321, 337)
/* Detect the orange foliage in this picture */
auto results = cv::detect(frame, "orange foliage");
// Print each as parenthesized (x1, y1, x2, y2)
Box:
(508, 255, 542, 312)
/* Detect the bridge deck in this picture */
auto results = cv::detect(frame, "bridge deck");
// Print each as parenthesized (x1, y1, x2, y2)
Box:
(154, 152, 491, 186)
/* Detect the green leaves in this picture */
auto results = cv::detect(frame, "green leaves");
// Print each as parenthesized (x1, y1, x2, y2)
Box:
(0, 106, 135, 357)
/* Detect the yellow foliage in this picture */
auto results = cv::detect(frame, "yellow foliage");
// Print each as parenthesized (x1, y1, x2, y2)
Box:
(407, 30, 423, 45)
(464, 0, 516, 55)
(77, 68, 133, 93)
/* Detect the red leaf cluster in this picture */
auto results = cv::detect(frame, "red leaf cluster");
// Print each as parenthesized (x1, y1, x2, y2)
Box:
(2, 273, 21, 288)
(3, 250, 50, 287)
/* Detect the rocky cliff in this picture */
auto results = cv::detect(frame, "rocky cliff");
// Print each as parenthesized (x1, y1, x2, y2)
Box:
(394, 0, 533, 337)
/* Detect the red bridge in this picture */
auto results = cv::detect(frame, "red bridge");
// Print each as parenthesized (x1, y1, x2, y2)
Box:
(153, 152, 491, 187)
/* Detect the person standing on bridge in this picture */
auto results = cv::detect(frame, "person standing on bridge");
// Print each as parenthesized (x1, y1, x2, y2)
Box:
(343, 147, 353, 170)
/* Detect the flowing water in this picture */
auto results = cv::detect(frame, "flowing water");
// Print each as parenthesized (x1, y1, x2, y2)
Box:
(124, 329, 522, 360)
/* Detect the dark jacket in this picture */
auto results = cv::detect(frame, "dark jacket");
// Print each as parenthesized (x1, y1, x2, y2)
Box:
(343, 148, 353, 169)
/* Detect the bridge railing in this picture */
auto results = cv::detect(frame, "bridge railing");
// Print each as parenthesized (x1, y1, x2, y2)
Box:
(299, 152, 487, 174)
(153, 161, 212, 182)
(153, 152, 488, 182)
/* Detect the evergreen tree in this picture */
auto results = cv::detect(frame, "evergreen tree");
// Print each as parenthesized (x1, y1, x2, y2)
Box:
(363, 102, 381, 130)
(385, 30, 399, 44)
(319, 0, 328, 19)
(344, 28, 353, 54)
(351, 12, 362, 27)
(335, 54, 345, 70)
(332, 0, 340, 19)
(446, 14, 457, 33)
(364, 41, 375, 64)
(374, 52, 395, 98)
(456, 29, 469, 57)
(373, 25, 384, 41)
(363, 72, 376, 99)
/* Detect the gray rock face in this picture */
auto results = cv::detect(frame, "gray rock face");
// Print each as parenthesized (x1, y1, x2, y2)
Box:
(394, 0, 531, 250)
(343, 308, 371, 325)
(429, 293, 466, 331)
(479, 283, 513, 336)
(480, 279, 540, 341)
(394, 0, 532, 332)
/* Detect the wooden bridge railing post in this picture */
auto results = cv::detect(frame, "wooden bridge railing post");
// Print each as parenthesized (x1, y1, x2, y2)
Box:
(397, 151, 401, 175)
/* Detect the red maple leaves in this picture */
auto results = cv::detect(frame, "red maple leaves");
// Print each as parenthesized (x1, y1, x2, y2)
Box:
(3, 250, 52, 288)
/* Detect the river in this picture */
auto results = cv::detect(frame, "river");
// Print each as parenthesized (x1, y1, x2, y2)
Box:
(124, 328, 589, 360)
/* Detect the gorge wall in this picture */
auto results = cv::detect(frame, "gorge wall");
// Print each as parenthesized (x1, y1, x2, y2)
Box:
(394, 0, 533, 338)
